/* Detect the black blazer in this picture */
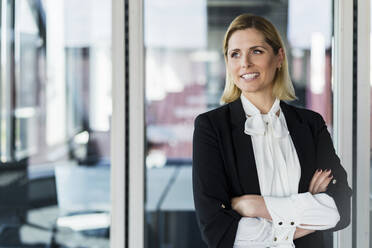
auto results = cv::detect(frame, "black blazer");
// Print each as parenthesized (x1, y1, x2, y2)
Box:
(192, 98, 352, 248)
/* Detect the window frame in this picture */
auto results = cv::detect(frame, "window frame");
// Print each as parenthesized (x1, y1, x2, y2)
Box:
(332, 0, 355, 247)
(354, 0, 371, 247)
(111, 0, 127, 247)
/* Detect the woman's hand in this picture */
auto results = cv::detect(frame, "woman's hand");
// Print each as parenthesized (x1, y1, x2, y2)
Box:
(231, 195, 316, 240)
(294, 227, 315, 240)
(231, 195, 272, 220)
(309, 169, 333, 194)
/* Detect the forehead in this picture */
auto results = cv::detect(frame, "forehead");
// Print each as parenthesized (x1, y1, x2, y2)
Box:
(228, 28, 267, 49)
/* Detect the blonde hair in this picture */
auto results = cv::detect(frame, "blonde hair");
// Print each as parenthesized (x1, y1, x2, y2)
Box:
(220, 14, 296, 104)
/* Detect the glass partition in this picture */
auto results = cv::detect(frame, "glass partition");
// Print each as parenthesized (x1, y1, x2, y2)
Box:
(144, 0, 335, 247)
(0, 0, 112, 247)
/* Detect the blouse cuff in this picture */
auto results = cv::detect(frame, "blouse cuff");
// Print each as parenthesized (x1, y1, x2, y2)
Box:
(264, 192, 340, 231)
(263, 195, 299, 246)
(233, 193, 340, 247)
(233, 217, 275, 247)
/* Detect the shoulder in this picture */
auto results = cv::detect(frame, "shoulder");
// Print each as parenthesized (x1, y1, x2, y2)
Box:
(194, 103, 231, 127)
(283, 102, 325, 123)
(282, 102, 326, 134)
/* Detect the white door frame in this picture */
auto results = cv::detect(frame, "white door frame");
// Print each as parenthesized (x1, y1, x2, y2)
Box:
(111, 0, 145, 247)
(111, 0, 127, 247)
(355, 0, 371, 247)
(333, 0, 354, 247)
(128, 0, 145, 247)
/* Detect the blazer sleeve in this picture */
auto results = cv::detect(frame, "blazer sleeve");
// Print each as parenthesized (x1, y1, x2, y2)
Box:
(313, 113, 352, 231)
(192, 114, 242, 248)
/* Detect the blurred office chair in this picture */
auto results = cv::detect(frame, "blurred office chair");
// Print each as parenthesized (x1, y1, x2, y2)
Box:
(0, 158, 60, 247)
(0, 158, 29, 245)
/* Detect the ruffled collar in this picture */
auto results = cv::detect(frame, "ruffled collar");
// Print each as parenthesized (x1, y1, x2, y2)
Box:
(240, 94, 289, 138)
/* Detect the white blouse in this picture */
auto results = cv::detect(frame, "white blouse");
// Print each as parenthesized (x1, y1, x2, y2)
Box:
(233, 95, 340, 248)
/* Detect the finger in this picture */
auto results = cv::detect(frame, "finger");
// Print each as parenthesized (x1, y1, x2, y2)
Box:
(317, 175, 333, 193)
(313, 171, 330, 193)
(311, 170, 330, 194)
(309, 169, 323, 193)
(313, 170, 332, 193)
(309, 169, 322, 193)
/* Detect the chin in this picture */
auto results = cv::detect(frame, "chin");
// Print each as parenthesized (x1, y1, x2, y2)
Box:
(236, 84, 260, 93)
(236, 81, 272, 95)
(241, 90, 260, 95)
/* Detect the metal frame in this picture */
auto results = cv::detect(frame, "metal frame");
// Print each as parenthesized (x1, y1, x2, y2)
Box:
(333, 0, 354, 247)
(128, 0, 145, 247)
(111, 0, 146, 247)
(355, 0, 371, 247)
(0, 0, 14, 162)
(110, 0, 126, 247)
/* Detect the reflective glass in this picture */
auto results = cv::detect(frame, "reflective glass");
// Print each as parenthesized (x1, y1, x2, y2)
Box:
(144, 0, 335, 247)
(370, 1, 372, 245)
(0, 0, 112, 247)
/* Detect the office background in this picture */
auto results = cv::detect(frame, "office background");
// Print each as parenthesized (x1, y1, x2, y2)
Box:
(0, 0, 369, 247)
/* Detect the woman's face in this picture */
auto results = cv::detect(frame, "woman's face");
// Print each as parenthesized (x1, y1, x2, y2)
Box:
(226, 28, 283, 98)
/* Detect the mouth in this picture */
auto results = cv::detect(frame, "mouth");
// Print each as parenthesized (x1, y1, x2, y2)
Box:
(240, 72, 260, 80)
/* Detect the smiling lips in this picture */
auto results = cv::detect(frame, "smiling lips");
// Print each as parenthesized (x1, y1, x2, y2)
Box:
(240, 72, 260, 81)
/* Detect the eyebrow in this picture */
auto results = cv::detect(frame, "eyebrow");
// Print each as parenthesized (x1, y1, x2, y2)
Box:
(228, 45, 268, 54)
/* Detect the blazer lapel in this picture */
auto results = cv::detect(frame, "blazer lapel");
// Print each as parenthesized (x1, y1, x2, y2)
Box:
(280, 101, 314, 193)
(228, 99, 315, 195)
(229, 99, 261, 195)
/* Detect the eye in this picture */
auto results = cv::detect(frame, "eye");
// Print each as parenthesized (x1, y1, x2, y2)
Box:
(230, 52, 239, 58)
(252, 49, 263, 55)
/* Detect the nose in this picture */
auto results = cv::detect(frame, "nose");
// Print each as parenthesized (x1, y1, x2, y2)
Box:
(241, 53, 252, 68)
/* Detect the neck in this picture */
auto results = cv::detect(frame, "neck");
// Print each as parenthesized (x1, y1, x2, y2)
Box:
(241, 92, 276, 114)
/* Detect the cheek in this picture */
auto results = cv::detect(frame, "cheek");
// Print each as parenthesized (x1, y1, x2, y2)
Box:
(227, 61, 239, 75)
(263, 60, 278, 75)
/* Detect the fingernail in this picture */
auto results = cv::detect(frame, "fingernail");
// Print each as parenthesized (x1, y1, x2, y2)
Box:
(328, 174, 333, 178)
(316, 169, 321, 172)
(325, 169, 331, 172)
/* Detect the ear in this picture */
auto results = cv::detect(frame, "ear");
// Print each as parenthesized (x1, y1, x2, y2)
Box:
(277, 47, 284, 68)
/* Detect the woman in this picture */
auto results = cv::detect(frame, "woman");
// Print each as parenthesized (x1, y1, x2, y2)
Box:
(192, 14, 352, 248)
